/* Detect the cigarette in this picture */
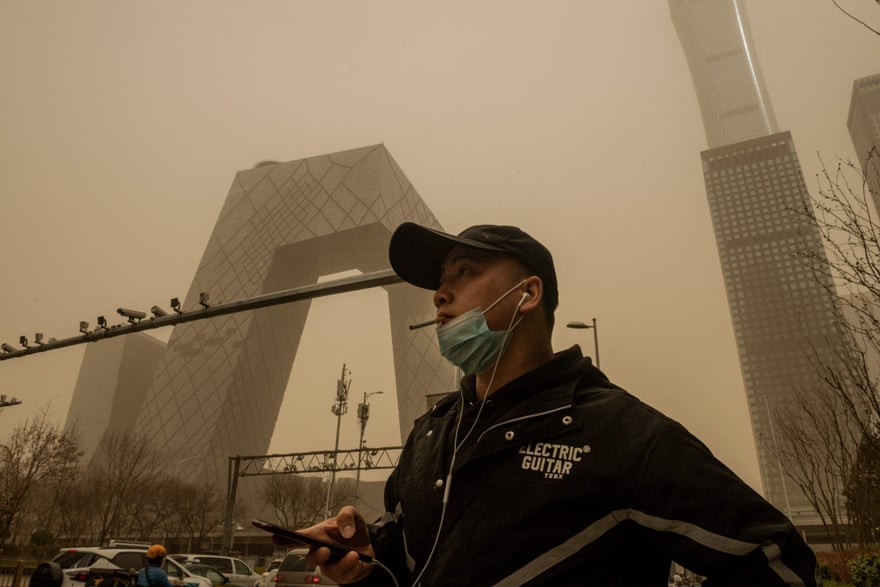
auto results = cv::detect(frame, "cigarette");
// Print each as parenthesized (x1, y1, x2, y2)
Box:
(409, 318, 440, 330)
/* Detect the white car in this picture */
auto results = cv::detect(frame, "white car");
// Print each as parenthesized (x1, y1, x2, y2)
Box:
(45, 545, 212, 587)
(171, 554, 257, 587)
(255, 559, 282, 587)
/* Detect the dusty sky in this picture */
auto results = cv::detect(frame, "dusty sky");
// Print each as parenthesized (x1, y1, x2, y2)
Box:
(1, 1, 878, 492)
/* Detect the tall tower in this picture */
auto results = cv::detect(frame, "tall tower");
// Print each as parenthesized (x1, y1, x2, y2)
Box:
(119, 144, 454, 487)
(670, 0, 842, 524)
(847, 73, 880, 216)
(668, 0, 777, 148)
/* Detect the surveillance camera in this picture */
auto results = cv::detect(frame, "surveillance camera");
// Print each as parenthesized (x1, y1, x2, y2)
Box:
(1, 343, 17, 353)
(170, 297, 182, 313)
(151, 305, 168, 318)
(97, 316, 108, 329)
(79, 321, 90, 334)
(199, 292, 210, 308)
(19, 336, 28, 347)
(117, 307, 147, 322)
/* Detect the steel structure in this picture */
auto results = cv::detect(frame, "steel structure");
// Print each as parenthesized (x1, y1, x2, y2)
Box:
(0, 269, 402, 361)
(223, 446, 403, 550)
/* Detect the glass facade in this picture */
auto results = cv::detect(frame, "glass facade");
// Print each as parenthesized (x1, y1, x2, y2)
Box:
(702, 133, 840, 521)
(669, 0, 778, 148)
(671, 0, 845, 523)
(847, 73, 880, 216)
(119, 144, 455, 485)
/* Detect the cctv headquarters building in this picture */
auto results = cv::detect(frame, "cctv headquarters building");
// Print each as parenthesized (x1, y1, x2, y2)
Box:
(66, 144, 456, 488)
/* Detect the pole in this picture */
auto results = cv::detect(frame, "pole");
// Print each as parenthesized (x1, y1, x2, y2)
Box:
(0, 269, 401, 361)
(592, 317, 600, 369)
(223, 456, 240, 553)
(354, 391, 382, 508)
(355, 395, 367, 508)
(325, 364, 350, 518)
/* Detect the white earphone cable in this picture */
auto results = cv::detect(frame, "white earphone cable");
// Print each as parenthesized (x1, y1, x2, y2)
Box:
(409, 291, 527, 586)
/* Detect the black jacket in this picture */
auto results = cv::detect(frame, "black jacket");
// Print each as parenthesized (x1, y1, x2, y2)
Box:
(358, 347, 818, 586)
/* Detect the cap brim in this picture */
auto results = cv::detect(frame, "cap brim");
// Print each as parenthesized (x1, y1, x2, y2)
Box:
(388, 222, 506, 290)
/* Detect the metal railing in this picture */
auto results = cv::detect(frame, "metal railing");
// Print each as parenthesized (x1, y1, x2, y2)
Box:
(223, 446, 403, 552)
(0, 561, 32, 587)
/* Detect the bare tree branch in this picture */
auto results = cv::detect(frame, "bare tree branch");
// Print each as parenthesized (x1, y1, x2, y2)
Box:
(831, 0, 880, 35)
(781, 148, 880, 547)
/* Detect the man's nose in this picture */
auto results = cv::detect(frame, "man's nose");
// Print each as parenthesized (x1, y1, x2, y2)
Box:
(433, 286, 450, 308)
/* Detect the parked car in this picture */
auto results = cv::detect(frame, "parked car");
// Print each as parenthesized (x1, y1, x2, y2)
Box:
(272, 550, 337, 587)
(255, 559, 282, 587)
(172, 555, 257, 587)
(42, 545, 211, 587)
(181, 562, 239, 587)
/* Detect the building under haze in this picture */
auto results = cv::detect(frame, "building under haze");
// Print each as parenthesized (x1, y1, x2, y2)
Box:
(670, 0, 845, 525)
(69, 144, 455, 487)
(65, 332, 166, 464)
(847, 73, 880, 216)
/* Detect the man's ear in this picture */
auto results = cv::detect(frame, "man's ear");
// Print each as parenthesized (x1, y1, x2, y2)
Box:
(519, 276, 543, 313)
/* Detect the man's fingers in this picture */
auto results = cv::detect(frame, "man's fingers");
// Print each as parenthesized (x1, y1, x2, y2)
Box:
(335, 505, 360, 540)
(313, 550, 372, 584)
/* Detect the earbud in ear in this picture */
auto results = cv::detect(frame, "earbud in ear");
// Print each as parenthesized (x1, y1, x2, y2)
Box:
(521, 292, 532, 301)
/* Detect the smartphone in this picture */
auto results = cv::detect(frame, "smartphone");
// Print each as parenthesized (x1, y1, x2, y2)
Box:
(251, 518, 374, 563)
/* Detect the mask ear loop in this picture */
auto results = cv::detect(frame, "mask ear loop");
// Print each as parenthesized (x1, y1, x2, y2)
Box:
(454, 292, 525, 452)
(412, 290, 527, 586)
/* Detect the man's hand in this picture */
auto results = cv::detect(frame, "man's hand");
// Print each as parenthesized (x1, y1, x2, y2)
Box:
(287, 506, 375, 584)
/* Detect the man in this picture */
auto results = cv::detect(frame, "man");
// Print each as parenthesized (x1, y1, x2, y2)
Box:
(295, 222, 819, 585)
(137, 544, 176, 587)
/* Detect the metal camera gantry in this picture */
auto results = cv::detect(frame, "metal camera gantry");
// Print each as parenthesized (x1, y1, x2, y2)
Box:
(1, 269, 408, 552)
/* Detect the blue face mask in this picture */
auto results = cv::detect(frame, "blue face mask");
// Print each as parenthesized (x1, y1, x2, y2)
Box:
(436, 281, 526, 375)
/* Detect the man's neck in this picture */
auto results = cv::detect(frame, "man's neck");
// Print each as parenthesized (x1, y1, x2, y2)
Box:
(474, 343, 554, 400)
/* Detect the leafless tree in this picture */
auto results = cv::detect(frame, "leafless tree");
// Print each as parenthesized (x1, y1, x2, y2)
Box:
(53, 481, 101, 544)
(330, 478, 357, 516)
(797, 151, 880, 438)
(775, 334, 865, 549)
(847, 431, 880, 545)
(160, 478, 225, 551)
(261, 474, 333, 528)
(781, 149, 880, 547)
(0, 408, 82, 545)
(89, 430, 161, 543)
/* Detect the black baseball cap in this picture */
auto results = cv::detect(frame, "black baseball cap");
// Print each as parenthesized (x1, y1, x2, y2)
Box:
(388, 222, 558, 311)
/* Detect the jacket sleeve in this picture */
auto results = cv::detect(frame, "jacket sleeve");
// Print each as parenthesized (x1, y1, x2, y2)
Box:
(634, 419, 819, 586)
(348, 459, 413, 586)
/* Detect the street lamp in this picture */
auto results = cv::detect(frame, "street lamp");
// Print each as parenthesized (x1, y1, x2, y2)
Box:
(566, 318, 600, 368)
(355, 391, 384, 507)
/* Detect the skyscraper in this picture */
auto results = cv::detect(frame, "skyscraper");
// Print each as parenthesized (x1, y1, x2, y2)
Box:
(668, 0, 777, 148)
(69, 144, 454, 488)
(65, 332, 166, 464)
(670, 0, 842, 524)
(847, 73, 880, 216)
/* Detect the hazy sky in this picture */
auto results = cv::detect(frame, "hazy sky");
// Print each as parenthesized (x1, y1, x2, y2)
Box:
(1, 1, 878, 493)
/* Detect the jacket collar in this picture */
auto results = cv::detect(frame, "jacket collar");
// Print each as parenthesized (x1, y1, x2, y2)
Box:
(429, 345, 610, 419)
(459, 345, 608, 405)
